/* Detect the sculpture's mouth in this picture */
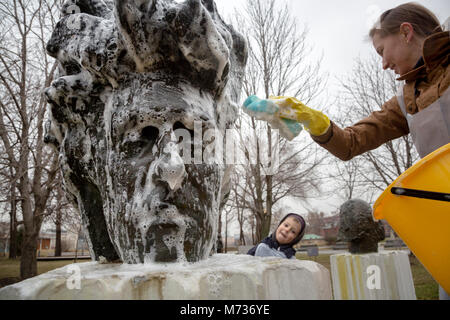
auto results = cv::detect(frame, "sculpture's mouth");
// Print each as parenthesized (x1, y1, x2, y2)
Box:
(149, 197, 189, 228)
(152, 180, 197, 212)
(145, 222, 181, 262)
(145, 182, 175, 208)
(148, 222, 179, 233)
(163, 189, 176, 203)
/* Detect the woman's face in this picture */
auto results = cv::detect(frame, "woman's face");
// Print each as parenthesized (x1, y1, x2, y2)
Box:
(372, 31, 422, 76)
(276, 216, 301, 245)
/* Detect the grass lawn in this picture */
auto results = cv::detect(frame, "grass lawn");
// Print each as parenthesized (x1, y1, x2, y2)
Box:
(0, 257, 90, 289)
(296, 253, 439, 300)
(408, 256, 439, 300)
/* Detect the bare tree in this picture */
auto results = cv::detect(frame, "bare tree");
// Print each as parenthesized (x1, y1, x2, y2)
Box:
(42, 171, 80, 257)
(0, 130, 19, 259)
(269, 208, 284, 232)
(333, 54, 419, 200)
(305, 211, 325, 236)
(221, 203, 235, 253)
(230, 0, 327, 244)
(225, 168, 256, 247)
(329, 156, 372, 201)
(0, 0, 60, 279)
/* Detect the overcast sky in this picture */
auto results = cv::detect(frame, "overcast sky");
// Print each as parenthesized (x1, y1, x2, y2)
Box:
(216, 0, 449, 101)
(214, 0, 450, 219)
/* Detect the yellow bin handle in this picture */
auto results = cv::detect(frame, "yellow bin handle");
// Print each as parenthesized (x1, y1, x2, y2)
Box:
(391, 187, 450, 202)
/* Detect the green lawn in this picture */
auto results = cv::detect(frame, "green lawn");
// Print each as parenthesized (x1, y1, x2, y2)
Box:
(0, 257, 90, 289)
(295, 253, 439, 300)
(408, 256, 439, 300)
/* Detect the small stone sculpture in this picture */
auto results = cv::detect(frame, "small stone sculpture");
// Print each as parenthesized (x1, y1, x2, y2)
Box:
(44, 0, 247, 263)
(337, 199, 385, 254)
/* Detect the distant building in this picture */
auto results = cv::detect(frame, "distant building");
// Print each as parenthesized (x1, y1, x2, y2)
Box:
(37, 228, 80, 253)
(380, 220, 396, 239)
(223, 235, 238, 251)
(298, 234, 327, 247)
(320, 214, 340, 239)
(317, 213, 395, 240)
(0, 221, 85, 256)
(222, 232, 253, 251)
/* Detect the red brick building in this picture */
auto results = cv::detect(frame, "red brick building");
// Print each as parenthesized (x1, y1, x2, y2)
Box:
(320, 214, 340, 239)
(318, 214, 394, 240)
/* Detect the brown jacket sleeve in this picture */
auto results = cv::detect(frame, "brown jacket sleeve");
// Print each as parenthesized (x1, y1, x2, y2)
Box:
(312, 96, 410, 161)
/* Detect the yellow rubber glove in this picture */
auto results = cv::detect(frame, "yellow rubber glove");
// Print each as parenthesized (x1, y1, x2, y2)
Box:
(270, 96, 330, 136)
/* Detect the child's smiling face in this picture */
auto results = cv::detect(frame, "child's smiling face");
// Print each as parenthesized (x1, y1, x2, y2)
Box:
(275, 216, 301, 245)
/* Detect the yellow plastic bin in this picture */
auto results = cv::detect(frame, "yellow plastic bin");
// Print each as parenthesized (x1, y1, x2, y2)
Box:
(373, 143, 450, 294)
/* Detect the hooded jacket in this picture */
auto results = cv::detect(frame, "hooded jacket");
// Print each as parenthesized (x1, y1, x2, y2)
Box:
(312, 31, 450, 160)
(247, 213, 306, 259)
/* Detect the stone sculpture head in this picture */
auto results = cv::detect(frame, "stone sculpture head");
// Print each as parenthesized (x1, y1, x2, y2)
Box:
(44, 0, 247, 263)
(337, 199, 385, 254)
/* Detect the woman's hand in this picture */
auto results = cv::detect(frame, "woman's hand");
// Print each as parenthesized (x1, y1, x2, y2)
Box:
(270, 96, 330, 136)
(243, 95, 330, 137)
(243, 95, 303, 140)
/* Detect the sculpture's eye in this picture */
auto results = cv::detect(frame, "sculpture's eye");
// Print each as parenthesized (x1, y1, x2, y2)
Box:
(173, 121, 195, 159)
(173, 121, 185, 131)
(173, 121, 194, 141)
(120, 126, 159, 159)
(63, 61, 81, 76)
(142, 126, 159, 143)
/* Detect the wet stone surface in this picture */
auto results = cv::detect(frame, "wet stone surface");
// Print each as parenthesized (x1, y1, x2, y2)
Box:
(44, 0, 247, 263)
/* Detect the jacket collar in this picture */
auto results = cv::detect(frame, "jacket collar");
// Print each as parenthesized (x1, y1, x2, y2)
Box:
(397, 31, 449, 81)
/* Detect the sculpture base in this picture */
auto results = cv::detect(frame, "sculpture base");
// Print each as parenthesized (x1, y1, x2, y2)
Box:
(330, 251, 416, 300)
(0, 254, 331, 300)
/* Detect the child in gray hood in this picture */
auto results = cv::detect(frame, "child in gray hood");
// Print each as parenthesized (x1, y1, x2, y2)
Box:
(247, 213, 306, 259)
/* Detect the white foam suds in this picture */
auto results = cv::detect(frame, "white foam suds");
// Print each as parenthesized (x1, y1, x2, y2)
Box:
(158, 141, 186, 191)
(44, 0, 247, 265)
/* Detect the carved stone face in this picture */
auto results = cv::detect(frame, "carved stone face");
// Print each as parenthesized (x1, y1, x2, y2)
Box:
(104, 78, 225, 263)
(44, 0, 247, 263)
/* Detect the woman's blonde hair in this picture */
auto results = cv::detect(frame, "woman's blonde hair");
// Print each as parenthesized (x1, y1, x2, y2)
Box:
(369, 2, 442, 39)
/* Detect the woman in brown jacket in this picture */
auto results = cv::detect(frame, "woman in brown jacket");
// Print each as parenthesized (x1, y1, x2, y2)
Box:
(246, 2, 449, 160)
(308, 3, 449, 300)
(244, 3, 449, 298)
(310, 3, 449, 161)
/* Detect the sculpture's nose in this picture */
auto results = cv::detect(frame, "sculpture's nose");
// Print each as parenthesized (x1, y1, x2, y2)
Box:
(155, 138, 186, 192)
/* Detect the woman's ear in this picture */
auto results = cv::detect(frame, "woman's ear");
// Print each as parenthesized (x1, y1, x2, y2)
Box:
(399, 22, 414, 43)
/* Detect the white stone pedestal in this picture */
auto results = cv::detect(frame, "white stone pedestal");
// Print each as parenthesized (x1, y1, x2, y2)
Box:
(0, 254, 332, 300)
(330, 251, 416, 300)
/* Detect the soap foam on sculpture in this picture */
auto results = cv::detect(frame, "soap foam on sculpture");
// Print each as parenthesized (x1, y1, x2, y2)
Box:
(43, 0, 248, 264)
